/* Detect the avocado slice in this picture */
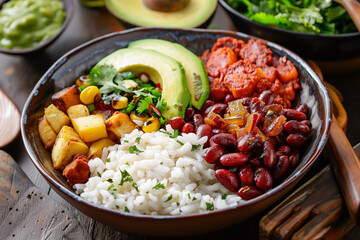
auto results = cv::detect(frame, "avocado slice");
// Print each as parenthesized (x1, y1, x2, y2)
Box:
(105, 0, 217, 28)
(95, 48, 190, 119)
(129, 39, 210, 110)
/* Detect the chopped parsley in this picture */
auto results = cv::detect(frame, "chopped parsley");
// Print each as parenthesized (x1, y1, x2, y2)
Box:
(206, 202, 214, 211)
(192, 197, 197, 201)
(106, 158, 110, 162)
(108, 184, 115, 191)
(160, 129, 179, 138)
(129, 145, 143, 154)
(191, 144, 201, 151)
(188, 193, 191, 199)
(124, 207, 130, 213)
(165, 195, 173, 202)
(135, 137, 141, 144)
(177, 140, 184, 145)
(160, 162, 163, 165)
(146, 191, 149, 194)
(125, 162, 130, 166)
(124, 140, 129, 143)
(97, 172, 101, 177)
(152, 183, 165, 190)
(221, 194, 228, 200)
(176, 202, 180, 206)
(118, 169, 138, 192)
(115, 205, 120, 209)
(107, 179, 113, 183)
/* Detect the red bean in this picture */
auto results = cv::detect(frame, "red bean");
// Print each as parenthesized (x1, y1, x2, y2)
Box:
(259, 90, 274, 105)
(301, 120, 311, 126)
(212, 128, 226, 135)
(296, 103, 308, 116)
(249, 158, 262, 167)
(204, 103, 227, 117)
(237, 133, 256, 152)
(215, 169, 241, 192)
(238, 186, 264, 200)
(273, 155, 290, 182)
(240, 97, 252, 106)
(182, 123, 194, 133)
(193, 114, 204, 130)
(167, 117, 185, 131)
(200, 100, 215, 116)
(286, 134, 307, 147)
(196, 124, 213, 147)
(224, 94, 235, 104)
(254, 167, 273, 190)
(209, 133, 237, 148)
(284, 120, 311, 135)
(289, 150, 300, 169)
(204, 145, 226, 164)
(238, 165, 254, 185)
(263, 141, 276, 169)
(185, 108, 195, 122)
(251, 101, 265, 115)
(220, 153, 248, 166)
(276, 145, 291, 156)
(283, 109, 307, 121)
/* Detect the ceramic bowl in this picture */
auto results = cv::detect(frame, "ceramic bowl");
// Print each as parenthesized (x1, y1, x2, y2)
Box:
(219, 0, 360, 61)
(21, 27, 332, 237)
(0, 0, 74, 55)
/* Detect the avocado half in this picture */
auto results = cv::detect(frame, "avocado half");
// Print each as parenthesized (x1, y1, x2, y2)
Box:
(96, 48, 191, 119)
(104, 0, 217, 28)
(129, 39, 210, 110)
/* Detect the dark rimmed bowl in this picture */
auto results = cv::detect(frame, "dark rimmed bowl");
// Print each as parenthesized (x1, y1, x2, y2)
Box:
(0, 0, 74, 55)
(21, 27, 332, 237)
(219, 0, 360, 61)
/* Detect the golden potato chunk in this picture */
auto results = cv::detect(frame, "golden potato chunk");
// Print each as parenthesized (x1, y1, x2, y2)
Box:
(67, 104, 89, 120)
(44, 104, 70, 133)
(88, 138, 115, 159)
(52, 85, 82, 112)
(72, 115, 108, 142)
(105, 112, 138, 141)
(38, 116, 57, 150)
(51, 126, 89, 170)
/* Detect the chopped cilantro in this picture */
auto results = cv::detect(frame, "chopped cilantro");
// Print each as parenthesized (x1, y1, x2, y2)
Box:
(107, 179, 113, 183)
(191, 144, 201, 151)
(115, 205, 120, 209)
(124, 207, 130, 213)
(119, 169, 133, 186)
(176, 202, 180, 206)
(108, 184, 115, 191)
(188, 193, 191, 199)
(136, 96, 153, 114)
(206, 202, 214, 211)
(125, 162, 130, 166)
(165, 195, 173, 202)
(146, 191, 149, 194)
(135, 137, 141, 144)
(221, 194, 228, 200)
(160, 162, 163, 165)
(192, 197, 197, 201)
(177, 140, 184, 145)
(111, 192, 117, 199)
(132, 182, 139, 192)
(152, 183, 165, 190)
(159, 117, 167, 126)
(124, 140, 129, 143)
(97, 172, 101, 177)
(106, 158, 110, 162)
(129, 145, 143, 154)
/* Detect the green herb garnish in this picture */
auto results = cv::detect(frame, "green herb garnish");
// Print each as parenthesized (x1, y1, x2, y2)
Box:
(206, 202, 214, 211)
(124, 206, 130, 213)
(177, 140, 184, 145)
(124, 140, 129, 143)
(106, 158, 110, 162)
(191, 144, 201, 151)
(108, 184, 115, 191)
(129, 145, 143, 154)
(97, 172, 101, 177)
(165, 195, 173, 202)
(135, 137, 141, 144)
(152, 183, 165, 190)
(221, 194, 228, 200)
(107, 179, 113, 183)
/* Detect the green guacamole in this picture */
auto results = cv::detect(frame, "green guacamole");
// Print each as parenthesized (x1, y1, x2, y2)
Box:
(0, 0, 66, 49)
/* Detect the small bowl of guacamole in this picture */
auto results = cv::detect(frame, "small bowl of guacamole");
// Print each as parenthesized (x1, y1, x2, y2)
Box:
(0, 0, 74, 54)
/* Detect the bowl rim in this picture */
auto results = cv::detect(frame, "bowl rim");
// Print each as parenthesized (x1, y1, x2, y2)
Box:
(219, 0, 360, 38)
(0, 0, 74, 55)
(21, 27, 332, 220)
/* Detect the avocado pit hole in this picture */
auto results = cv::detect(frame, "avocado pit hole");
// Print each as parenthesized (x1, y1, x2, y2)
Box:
(142, 0, 190, 12)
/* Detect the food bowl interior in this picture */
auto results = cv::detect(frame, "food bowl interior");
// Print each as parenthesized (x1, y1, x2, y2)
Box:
(22, 28, 331, 236)
(219, 0, 360, 61)
(0, 0, 74, 55)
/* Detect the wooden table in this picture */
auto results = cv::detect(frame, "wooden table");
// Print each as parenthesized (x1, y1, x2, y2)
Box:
(1, 2, 360, 239)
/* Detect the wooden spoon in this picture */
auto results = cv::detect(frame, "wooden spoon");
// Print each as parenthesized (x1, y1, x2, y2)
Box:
(0, 88, 20, 147)
(334, 0, 360, 32)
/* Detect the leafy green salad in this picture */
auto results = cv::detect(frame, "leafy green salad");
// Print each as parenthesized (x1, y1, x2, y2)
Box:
(226, 0, 357, 34)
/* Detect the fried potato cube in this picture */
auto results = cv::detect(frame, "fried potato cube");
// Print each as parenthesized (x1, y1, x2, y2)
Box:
(105, 112, 138, 141)
(51, 126, 89, 170)
(72, 115, 108, 142)
(38, 116, 57, 150)
(44, 104, 70, 133)
(52, 85, 82, 112)
(67, 104, 89, 120)
(88, 138, 115, 159)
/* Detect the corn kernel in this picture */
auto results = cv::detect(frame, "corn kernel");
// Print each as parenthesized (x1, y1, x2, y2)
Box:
(130, 111, 149, 122)
(111, 96, 128, 110)
(142, 117, 160, 132)
(76, 75, 91, 88)
(80, 86, 101, 105)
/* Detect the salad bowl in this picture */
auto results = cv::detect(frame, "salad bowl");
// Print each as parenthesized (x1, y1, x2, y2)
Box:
(21, 27, 331, 236)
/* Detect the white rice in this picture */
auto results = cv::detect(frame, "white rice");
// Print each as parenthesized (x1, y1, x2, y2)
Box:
(74, 125, 243, 215)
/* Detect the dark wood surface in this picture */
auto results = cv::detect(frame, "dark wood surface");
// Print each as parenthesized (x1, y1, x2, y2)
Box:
(1, 2, 360, 239)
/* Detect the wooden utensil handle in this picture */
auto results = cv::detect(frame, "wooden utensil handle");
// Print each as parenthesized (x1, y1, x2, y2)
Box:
(329, 115, 360, 225)
(340, 0, 360, 32)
